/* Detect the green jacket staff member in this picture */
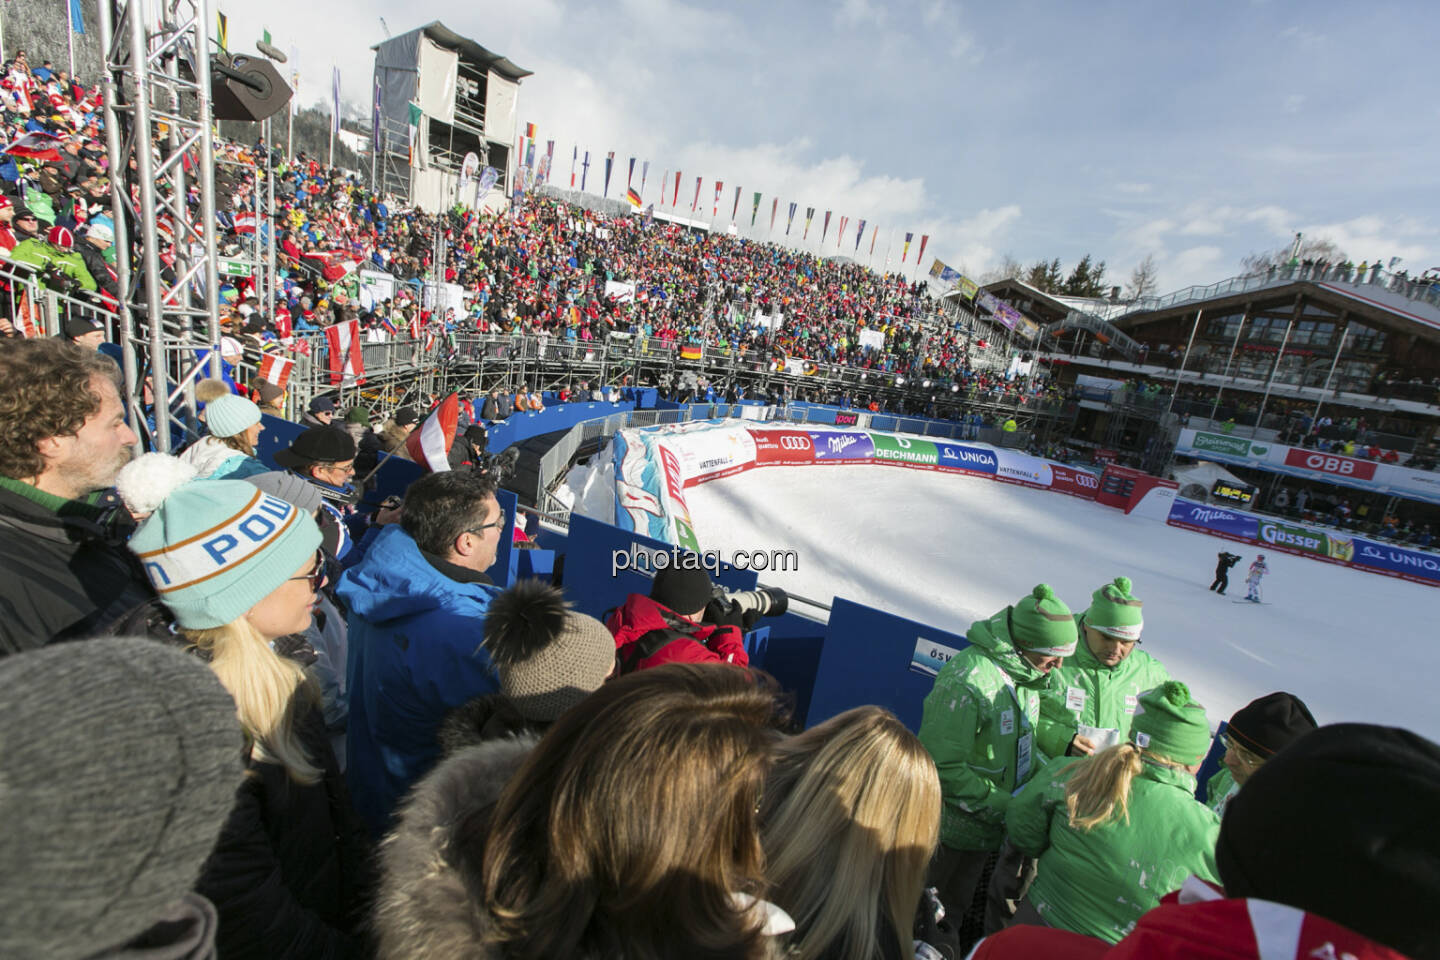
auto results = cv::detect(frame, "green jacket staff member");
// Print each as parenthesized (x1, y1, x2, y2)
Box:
(1037, 577, 1172, 759)
(1006, 681, 1221, 942)
(919, 584, 1076, 926)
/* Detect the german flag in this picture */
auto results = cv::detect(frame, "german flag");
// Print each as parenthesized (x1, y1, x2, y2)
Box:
(626, 186, 642, 207)
(680, 344, 703, 360)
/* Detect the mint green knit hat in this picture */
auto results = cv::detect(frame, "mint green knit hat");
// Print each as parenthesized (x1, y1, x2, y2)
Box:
(1084, 576, 1144, 641)
(129, 477, 321, 629)
(1008, 584, 1077, 657)
(203, 393, 261, 439)
(1131, 681, 1213, 765)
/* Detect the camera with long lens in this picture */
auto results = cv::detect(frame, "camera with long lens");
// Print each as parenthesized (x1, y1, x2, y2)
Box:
(711, 584, 789, 620)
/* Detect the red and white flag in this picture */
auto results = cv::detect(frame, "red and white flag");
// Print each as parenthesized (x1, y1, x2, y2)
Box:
(233, 212, 258, 235)
(324, 319, 365, 386)
(2, 131, 64, 162)
(404, 393, 459, 472)
(257, 353, 294, 389)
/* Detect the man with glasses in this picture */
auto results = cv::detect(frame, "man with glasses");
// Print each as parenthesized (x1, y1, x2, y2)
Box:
(12, 206, 42, 242)
(335, 470, 506, 836)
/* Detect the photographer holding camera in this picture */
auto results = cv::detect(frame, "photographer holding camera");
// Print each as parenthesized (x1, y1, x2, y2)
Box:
(1210, 551, 1242, 596)
(607, 564, 784, 673)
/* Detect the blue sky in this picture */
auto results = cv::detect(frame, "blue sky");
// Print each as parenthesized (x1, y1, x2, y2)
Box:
(229, 0, 1438, 291)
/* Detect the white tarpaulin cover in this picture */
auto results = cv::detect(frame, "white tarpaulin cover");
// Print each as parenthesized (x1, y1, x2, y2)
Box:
(417, 38, 458, 124)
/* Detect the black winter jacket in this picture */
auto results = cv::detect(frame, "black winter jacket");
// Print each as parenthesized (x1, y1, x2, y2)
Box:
(196, 696, 372, 960)
(0, 481, 153, 655)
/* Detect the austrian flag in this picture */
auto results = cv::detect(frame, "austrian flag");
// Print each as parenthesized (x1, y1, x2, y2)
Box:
(404, 393, 459, 472)
(324, 319, 365, 386)
(257, 353, 294, 390)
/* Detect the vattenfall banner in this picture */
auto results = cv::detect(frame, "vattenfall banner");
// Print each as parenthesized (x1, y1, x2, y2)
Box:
(1173, 429, 1440, 505)
(1166, 498, 1438, 587)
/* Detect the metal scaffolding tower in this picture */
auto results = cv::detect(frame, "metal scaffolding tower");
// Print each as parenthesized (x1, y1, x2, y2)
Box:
(98, 0, 223, 451)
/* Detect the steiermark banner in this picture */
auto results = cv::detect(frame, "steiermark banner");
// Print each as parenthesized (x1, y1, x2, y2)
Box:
(1189, 431, 1256, 458)
(870, 433, 939, 466)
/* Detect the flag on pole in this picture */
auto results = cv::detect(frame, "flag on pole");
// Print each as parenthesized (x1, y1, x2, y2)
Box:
(870, 225, 878, 256)
(917, 235, 930, 269)
(785, 202, 797, 235)
(821, 211, 831, 244)
(581, 151, 590, 192)
(626, 186, 642, 207)
(603, 152, 614, 197)
(405, 394, 460, 473)
(371, 78, 382, 152)
(902, 232, 914, 262)
(855, 219, 866, 251)
(406, 102, 422, 165)
(331, 67, 341, 135)
(731, 186, 741, 221)
(713, 181, 723, 217)
(216, 11, 228, 51)
(838, 216, 848, 248)
(751, 192, 761, 227)
(803, 207, 815, 240)
(69, 0, 86, 34)
(673, 171, 681, 206)
(627, 157, 635, 190)
(640, 161, 649, 197)
(2, 131, 65, 162)
(570, 146, 578, 187)
(524, 122, 535, 139)
(771, 198, 779, 232)
(691, 176, 702, 212)
(544, 141, 555, 182)
(324, 319, 365, 386)
(257, 353, 294, 390)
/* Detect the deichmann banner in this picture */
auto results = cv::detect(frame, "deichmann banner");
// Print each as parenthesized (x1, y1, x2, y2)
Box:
(871, 434, 939, 466)
(1190, 431, 1255, 458)
(934, 442, 999, 476)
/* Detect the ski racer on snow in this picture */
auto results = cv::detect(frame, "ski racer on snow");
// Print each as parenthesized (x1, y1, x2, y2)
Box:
(1245, 555, 1269, 602)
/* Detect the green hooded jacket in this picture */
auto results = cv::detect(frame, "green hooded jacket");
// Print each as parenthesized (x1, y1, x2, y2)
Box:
(8, 238, 98, 293)
(1205, 765, 1239, 816)
(1007, 754, 1220, 943)
(918, 609, 1054, 851)
(1036, 619, 1172, 758)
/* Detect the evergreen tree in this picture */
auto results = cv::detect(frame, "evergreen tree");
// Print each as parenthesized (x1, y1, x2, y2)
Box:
(1063, 253, 1107, 296)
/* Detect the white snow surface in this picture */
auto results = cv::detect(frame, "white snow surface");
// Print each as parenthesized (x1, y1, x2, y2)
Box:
(683, 464, 1440, 740)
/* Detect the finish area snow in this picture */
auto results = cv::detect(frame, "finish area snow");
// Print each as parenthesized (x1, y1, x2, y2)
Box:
(682, 465, 1439, 740)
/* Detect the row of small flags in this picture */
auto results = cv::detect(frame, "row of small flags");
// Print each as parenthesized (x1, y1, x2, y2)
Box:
(511, 124, 931, 264)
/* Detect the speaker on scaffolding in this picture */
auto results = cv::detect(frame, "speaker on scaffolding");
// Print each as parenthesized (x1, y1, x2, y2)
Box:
(211, 54, 292, 122)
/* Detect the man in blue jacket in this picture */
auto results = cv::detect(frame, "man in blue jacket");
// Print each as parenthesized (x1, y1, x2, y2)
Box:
(336, 469, 506, 835)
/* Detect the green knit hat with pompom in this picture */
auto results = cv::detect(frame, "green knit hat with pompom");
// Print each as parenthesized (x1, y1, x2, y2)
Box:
(1085, 576, 1144, 641)
(1131, 681, 1213, 765)
(1008, 584, 1077, 657)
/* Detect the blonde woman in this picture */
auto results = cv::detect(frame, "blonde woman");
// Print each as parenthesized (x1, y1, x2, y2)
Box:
(127, 471, 369, 959)
(1002, 682, 1220, 943)
(761, 706, 944, 960)
(180, 393, 268, 479)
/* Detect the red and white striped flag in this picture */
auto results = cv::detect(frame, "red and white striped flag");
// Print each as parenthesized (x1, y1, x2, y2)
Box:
(257, 353, 294, 389)
(404, 393, 459, 472)
(233, 212, 258, 235)
(324, 319, 365, 386)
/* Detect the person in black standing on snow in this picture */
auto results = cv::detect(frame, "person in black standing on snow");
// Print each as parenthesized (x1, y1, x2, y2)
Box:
(1210, 551, 1241, 595)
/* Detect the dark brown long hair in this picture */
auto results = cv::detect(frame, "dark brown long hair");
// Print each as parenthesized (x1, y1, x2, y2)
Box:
(474, 663, 785, 960)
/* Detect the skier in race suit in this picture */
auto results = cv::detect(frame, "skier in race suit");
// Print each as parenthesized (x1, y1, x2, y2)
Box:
(1244, 555, 1269, 601)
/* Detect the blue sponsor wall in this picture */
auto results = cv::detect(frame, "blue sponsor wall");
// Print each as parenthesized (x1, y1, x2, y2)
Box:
(1349, 537, 1440, 584)
(484, 401, 635, 453)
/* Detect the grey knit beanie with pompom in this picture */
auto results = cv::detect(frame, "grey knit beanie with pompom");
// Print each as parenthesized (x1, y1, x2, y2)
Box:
(483, 579, 616, 722)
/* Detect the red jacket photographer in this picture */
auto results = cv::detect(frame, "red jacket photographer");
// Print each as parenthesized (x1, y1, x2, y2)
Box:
(606, 565, 749, 672)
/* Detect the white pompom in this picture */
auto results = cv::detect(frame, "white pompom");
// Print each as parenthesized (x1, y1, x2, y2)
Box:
(115, 453, 199, 518)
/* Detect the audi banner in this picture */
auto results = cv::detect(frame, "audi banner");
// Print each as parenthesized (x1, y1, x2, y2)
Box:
(1049, 464, 1099, 500)
(808, 430, 875, 462)
(748, 429, 816, 466)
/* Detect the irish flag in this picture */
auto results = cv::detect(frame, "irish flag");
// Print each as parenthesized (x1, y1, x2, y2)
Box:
(324, 319, 365, 386)
(405, 393, 460, 472)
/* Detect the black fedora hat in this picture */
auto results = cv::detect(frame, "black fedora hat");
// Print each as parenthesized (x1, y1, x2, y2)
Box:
(273, 426, 356, 470)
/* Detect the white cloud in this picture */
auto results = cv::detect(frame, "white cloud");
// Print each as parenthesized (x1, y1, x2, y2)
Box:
(1114, 182, 1152, 195)
(1279, 25, 1326, 49)
(1158, 245, 1225, 290)
(836, 0, 887, 28)
(1295, 215, 1438, 269)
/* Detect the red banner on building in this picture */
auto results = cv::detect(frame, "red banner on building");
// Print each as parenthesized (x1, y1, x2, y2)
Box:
(1283, 448, 1378, 480)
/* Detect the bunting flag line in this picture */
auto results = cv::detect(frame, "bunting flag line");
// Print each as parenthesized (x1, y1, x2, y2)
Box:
(751, 192, 762, 227)
(786, 202, 797, 235)
(603, 152, 615, 198)
(570, 146, 578, 187)
(713, 181, 723, 217)
(902, 231, 914, 262)
(731, 186, 741, 221)
(673, 171, 681, 207)
(821, 211, 832, 244)
(917, 235, 930, 270)
(405, 394, 460, 473)
(581, 151, 590, 192)
(838, 216, 849, 248)
(691, 176, 702, 212)
(640, 161, 650, 197)
(771, 198, 779, 232)
(855, 219, 867, 251)
(803, 207, 815, 240)
(324, 319, 365, 386)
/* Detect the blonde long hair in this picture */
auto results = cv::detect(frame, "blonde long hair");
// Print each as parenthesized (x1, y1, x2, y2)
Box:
(1064, 742, 1190, 831)
(185, 618, 320, 784)
(760, 706, 941, 960)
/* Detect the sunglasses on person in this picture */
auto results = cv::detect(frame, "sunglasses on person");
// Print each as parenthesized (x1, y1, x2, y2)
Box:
(287, 549, 328, 591)
(465, 517, 506, 537)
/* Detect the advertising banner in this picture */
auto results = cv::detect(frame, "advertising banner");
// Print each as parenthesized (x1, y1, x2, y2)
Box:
(1049, 464, 1100, 500)
(1283, 448, 1378, 481)
(1350, 539, 1440, 586)
(834, 411, 860, 426)
(678, 427, 757, 485)
(657, 443, 701, 551)
(808, 430, 875, 462)
(995, 450, 1055, 488)
(1166, 499, 1260, 542)
(1256, 518, 1354, 562)
(870, 433, 939, 468)
(1188, 431, 1255, 458)
(934, 442, 999, 476)
(748, 429, 816, 466)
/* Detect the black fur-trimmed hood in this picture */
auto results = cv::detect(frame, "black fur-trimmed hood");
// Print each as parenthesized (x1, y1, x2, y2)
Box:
(373, 734, 538, 960)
